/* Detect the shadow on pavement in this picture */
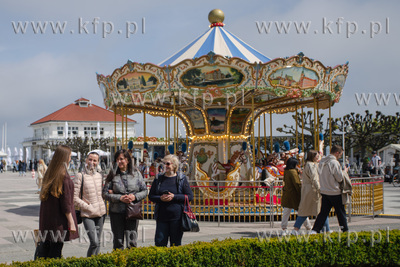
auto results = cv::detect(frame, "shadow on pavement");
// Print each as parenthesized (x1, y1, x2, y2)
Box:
(6, 205, 39, 217)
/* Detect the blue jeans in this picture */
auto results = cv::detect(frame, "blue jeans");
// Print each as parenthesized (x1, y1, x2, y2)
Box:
(294, 216, 330, 231)
(155, 219, 183, 247)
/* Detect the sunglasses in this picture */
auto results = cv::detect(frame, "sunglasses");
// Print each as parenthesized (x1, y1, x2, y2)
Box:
(164, 162, 172, 166)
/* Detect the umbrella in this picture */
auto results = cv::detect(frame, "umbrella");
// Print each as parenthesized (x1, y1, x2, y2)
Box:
(65, 121, 69, 139)
(7, 147, 12, 165)
(97, 122, 100, 139)
(13, 147, 18, 161)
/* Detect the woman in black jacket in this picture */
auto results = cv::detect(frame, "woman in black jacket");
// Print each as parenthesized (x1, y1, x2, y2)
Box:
(102, 149, 147, 250)
(149, 154, 193, 247)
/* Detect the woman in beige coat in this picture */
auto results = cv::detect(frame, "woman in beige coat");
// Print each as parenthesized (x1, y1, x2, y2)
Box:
(293, 150, 330, 232)
(74, 152, 106, 256)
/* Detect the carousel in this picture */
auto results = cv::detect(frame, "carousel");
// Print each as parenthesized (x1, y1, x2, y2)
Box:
(96, 9, 349, 207)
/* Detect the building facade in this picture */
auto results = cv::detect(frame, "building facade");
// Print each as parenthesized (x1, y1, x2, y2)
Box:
(22, 98, 137, 162)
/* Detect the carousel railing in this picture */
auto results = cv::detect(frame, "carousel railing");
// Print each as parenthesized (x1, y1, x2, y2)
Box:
(348, 175, 384, 220)
(141, 176, 384, 226)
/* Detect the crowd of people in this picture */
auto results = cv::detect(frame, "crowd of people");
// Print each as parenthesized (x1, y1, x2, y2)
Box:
(35, 145, 193, 259)
(280, 145, 352, 235)
(32, 142, 355, 259)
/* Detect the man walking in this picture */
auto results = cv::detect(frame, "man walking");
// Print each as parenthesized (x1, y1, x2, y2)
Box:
(370, 151, 381, 174)
(311, 145, 349, 233)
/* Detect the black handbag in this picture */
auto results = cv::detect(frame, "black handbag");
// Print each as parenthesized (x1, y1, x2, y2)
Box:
(126, 201, 143, 220)
(75, 173, 84, 224)
(181, 195, 199, 232)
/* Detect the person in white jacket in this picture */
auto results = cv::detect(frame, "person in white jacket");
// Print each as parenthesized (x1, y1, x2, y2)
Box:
(311, 145, 349, 233)
(74, 152, 106, 256)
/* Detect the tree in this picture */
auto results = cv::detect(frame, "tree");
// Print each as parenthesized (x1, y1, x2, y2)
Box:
(147, 76, 157, 85)
(141, 76, 146, 86)
(45, 137, 111, 165)
(276, 111, 340, 152)
(334, 110, 400, 159)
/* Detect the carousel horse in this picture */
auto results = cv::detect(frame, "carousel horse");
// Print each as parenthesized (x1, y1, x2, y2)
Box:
(209, 150, 247, 182)
(196, 161, 241, 199)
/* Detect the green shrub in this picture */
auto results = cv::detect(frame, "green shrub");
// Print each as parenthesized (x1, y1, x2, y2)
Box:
(3, 230, 400, 266)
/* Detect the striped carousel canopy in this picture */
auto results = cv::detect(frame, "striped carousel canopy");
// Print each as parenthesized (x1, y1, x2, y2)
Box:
(159, 10, 271, 66)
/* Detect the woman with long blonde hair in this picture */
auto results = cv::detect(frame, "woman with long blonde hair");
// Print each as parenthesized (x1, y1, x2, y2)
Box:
(36, 145, 79, 259)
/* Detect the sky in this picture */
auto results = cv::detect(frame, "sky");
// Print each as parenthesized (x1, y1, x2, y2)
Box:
(0, 0, 399, 153)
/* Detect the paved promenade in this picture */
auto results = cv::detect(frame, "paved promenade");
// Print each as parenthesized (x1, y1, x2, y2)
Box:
(0, 172, 399, 264)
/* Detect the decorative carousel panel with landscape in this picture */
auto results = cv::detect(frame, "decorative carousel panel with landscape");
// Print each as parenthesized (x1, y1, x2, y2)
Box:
(185, 109, 206, 135)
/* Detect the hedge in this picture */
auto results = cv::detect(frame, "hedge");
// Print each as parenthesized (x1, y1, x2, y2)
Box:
(3, 230, 400, 266)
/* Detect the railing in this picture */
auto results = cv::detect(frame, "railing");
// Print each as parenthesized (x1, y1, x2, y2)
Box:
(141, 176, 384, 227)
(349, 175, 384, 219)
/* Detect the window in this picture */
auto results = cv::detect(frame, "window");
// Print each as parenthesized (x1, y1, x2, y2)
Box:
(84, 127, 100, 137)
(34, 129, 40, 138)
(57, 126, 64, 136)
(42, 128, 49, 137)
(69, 127, 79, 135)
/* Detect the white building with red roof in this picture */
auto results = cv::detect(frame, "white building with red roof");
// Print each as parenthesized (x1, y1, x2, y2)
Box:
(22, 98, 136, 161)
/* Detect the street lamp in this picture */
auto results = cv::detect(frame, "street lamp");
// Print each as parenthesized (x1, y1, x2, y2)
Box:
(342, 125, 353, 169)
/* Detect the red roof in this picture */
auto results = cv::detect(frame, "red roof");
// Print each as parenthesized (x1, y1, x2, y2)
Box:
(31, 99, 136, 125)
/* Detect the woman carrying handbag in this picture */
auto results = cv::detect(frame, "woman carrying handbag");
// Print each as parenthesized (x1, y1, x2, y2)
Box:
(74, 151, 106, 256)
(102, 149, 147, 250)
(148, 154, 194, 247)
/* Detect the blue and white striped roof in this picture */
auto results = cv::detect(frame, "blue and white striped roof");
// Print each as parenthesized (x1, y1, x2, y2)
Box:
(159, 25, 271, 66)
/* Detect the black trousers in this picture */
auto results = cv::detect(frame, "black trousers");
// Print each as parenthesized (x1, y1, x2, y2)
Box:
(109, 212, 138, 250)
(155, 219, 183, 247)
(312, 194, 348, 233)
(34, 240, 64, 259)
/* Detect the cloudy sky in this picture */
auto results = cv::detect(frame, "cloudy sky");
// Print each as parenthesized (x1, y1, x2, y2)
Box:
(0, 0, 399, 152)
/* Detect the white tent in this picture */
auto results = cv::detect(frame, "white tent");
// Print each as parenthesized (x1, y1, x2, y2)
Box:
(378, 144, 400, 166)
(88, 149, 110, 157)
(50, 151, 78, 157)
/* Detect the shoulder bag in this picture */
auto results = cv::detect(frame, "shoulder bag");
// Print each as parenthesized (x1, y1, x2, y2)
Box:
(122, 175, 143, 220)
(75, 173, 84, 224)
(181, 195, 200, 232)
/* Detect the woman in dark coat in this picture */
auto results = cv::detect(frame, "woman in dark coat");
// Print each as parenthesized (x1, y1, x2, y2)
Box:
(102, 149, 148, 250)
(36, 145, 79, 259)
(148, 154, 193, 247)
(280, 157, 311, 231)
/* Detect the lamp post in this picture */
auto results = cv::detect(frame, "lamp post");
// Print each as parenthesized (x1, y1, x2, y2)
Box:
(342, 125, 353, 169)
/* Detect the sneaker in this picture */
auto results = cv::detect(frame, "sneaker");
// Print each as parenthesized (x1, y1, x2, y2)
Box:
(281, 230, 289, 236)
(291, 230, 299, 236)
(309, 230, 318, 235)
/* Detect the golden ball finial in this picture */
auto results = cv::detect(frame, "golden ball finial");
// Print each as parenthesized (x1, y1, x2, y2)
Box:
(208, 9, 225, 24)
